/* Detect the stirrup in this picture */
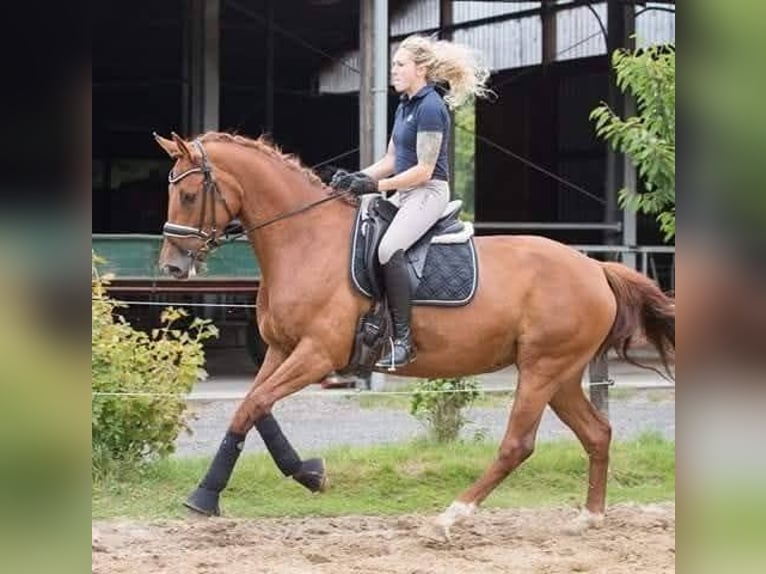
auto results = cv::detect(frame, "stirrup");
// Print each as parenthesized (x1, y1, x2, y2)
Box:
(375, 337, 415, 371)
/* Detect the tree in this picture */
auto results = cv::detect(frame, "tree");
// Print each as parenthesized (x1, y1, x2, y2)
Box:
(591, 44, 676, 241)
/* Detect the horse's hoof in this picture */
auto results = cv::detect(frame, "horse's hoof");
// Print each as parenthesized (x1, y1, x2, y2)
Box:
(292, 458, 328, 493)
(563, 509, 604, 535)
(183, 487, 221, 517)
(417, 519, 451, 543)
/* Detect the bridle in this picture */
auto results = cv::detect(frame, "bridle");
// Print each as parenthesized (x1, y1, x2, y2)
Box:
(162, 139, 236, 261)
(162, 138, 348, 262)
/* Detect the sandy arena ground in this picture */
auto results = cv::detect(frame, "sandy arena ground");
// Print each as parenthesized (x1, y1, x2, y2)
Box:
(92, 502, 674, 573)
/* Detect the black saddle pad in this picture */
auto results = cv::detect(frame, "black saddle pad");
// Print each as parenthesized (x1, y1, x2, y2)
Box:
(350, 209, 478, 306)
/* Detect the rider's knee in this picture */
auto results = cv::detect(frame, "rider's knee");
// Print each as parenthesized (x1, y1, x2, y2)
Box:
(378, 238, 397, 266)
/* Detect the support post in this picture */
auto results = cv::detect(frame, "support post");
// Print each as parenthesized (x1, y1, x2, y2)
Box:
(372, 0, 389, 160)
(439, 0, 455, 192)
(265, 0, 275, 134)
(604, 0, 635, 252)
(181, 0, 191, 136)
(184, 0, 220, 135)
(542, 0, 557, 66)
(622, 95, 637, 269)
(590, 0, 636, 417)
(202, 0, 220, 132)
(359, 0, 374, 167)
(589, 352, 610, 418)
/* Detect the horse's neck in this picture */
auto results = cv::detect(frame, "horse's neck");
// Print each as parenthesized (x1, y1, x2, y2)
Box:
(236, 151, 354, 287)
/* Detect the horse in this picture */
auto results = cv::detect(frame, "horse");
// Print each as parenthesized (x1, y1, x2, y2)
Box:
(153, 131, 675, 540)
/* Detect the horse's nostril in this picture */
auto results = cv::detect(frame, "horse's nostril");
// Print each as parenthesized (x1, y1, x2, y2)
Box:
(162, 264, 184, 277)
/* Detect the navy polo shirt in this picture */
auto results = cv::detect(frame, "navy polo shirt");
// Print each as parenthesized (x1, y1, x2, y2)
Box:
(391, 84, 450, 181)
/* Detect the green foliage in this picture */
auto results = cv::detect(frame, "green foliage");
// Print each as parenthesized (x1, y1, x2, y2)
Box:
(453, 103, 475, 220)
(410, 377, 482, 442)
(590, 44, 676, 241)
(92, 252, 218, 477)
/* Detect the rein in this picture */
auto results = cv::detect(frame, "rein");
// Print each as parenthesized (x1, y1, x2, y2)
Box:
(219, 191, 346, 244)
(163, 138, 347, 260)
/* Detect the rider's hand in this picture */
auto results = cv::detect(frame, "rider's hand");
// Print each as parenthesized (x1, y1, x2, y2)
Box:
(329, 169, 352, 189)
(347, 173, 378, 196)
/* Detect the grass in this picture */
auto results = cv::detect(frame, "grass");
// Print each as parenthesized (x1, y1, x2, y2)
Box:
(92, 432, 674, 520)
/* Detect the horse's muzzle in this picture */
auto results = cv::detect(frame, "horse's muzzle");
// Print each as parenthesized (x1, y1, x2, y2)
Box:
(161, 263, 190, 279)
(159, 241, 196, 279)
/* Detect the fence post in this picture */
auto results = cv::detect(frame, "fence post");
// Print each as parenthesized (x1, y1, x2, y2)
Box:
(589, 352, 610, 418)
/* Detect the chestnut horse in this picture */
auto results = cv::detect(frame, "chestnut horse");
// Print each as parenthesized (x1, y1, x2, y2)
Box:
(154, 131, 674, 539)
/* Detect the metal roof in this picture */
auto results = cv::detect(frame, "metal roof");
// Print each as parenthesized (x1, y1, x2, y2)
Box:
(318, 1, 675, 93)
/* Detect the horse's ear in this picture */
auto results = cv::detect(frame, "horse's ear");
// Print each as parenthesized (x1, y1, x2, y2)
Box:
(170, 131, 194, 162)
(153, 132, 181, 158)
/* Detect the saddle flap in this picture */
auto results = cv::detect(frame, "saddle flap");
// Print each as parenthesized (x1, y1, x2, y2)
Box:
(368, 195, 397, 222)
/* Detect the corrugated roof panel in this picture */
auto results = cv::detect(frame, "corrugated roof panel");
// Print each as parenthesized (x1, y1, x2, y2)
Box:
(635, 5, 676, 48)
(318, 51, 361, 94)
(453, 1, 538, 24)
(390, 0, 439, 36)
(556, 2, 607, 61)
(454, 16, 541, 71)
(318, 0, 674, 93)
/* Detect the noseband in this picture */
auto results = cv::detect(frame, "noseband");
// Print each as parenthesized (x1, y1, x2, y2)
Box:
(162, 139, 235, 261)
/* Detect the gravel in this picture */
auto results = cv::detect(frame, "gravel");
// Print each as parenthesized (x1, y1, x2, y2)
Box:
(174, 389, 675, 458)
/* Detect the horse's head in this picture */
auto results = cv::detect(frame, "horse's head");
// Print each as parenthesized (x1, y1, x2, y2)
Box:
(154, 132, 241, 279)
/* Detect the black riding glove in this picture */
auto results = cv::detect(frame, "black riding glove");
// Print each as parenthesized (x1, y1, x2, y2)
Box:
(331, 170, 378, 195)
(346, 173, 379, 196)
(331, 170, 364, 190)
(329, 169, 352, 189)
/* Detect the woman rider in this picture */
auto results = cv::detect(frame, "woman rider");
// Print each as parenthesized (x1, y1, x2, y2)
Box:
(332, 34, 492, 370)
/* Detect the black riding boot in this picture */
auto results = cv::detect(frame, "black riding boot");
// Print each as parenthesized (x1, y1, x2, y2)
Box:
(375, 250, 416, 370)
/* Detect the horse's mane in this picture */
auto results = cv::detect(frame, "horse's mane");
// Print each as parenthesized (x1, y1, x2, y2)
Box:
(198, 131, 326, 189)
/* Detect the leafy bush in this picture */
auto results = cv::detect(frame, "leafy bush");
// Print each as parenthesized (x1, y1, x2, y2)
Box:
(590, 44, 675, 241)
(92, 252, 218, 476)
(409, 377, 482, 443)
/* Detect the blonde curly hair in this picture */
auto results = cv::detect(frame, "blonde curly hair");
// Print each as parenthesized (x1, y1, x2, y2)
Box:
(398, 35, 493, 109)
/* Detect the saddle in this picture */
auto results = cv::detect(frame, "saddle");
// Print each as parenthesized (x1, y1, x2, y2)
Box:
(341, 194, 479, 377)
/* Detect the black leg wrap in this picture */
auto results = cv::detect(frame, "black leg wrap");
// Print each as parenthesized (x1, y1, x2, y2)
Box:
(184, 431, 245, 516)
(292, 457, 328, 493)
(254, 414, 302, 477)
(184, 487, 221, 517)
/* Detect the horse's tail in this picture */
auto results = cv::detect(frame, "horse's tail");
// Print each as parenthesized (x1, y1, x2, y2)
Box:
(599, 261, 675, 380)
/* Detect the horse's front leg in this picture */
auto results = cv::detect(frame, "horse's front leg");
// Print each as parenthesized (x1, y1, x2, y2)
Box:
(184, 340, 333, 516)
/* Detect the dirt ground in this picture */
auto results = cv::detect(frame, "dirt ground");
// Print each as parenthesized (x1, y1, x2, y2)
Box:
(92, 502, 674, 574)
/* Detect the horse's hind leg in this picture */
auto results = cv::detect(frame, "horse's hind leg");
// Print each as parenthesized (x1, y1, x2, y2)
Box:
(421, 364, 562, 541)
(548, 376, 612, 533)
(185, 340, 333, 516)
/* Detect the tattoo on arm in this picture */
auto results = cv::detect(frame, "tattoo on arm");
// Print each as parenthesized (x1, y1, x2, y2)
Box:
(416, 131, 443, 166)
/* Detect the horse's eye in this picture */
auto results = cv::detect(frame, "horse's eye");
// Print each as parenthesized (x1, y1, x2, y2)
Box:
(181, 191, 196, 205)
